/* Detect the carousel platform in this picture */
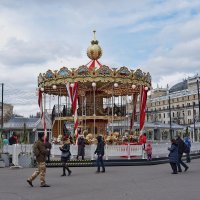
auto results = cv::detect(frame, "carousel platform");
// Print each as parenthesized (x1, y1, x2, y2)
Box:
(45, 152, 200, 168)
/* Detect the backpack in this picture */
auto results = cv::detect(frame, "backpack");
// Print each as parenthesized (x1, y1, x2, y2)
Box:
(33, 142, 40, 157)
(183, 142, 190, 153)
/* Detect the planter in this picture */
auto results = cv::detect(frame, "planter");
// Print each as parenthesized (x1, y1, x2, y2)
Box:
(1, 153, 10, 167)
(18, 154, 32, 168)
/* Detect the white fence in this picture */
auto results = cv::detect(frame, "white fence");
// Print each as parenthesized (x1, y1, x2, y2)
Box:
(2, 142, 200, 166)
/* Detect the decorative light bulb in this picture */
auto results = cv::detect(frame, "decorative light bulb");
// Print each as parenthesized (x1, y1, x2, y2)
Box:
(114, 83, 118, 88)
(132, 84, 136, 89)
(40, 87, 44, 92)
(52, 85, 57, 90)
(145, 86, 148, 91)
(92, 82, 96, 87)
(70, 83, 74, 88)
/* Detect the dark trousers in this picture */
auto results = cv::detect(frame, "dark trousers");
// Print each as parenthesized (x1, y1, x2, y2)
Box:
(62, 161, 71, 175)
(177, 153, 188, 171)
(47, 155, 50, 162)
(97, 155, 105, 172)
(170, 162, 177, 173)
(147, 154, 152, 161)
(186, 152, 191, 163)
(77, 155, 84, 160)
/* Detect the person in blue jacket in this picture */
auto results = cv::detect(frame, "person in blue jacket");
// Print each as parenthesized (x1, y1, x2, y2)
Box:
(168, 139, 178, 174)
(184, 137, 191, 163)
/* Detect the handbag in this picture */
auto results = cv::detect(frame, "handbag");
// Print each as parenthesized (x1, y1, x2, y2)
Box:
(62, 151, 70, 158)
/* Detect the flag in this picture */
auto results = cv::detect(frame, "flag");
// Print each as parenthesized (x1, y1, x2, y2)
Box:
(139, 86, 148, 135)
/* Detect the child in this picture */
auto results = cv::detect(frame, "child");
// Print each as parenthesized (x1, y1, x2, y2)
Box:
(145, 142, 152, 161)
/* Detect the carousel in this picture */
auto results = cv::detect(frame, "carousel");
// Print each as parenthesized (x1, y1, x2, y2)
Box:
(37, 31, 151, 143)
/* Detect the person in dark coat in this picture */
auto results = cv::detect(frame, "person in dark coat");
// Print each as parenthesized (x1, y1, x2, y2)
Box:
(176, 135, 189, 172)
(59, 138, 72, 176)
(94, 135, 105, 173)
(168, 139, 178, 174)
(76, 135, 85, 160)
(45, 137, 52, 162)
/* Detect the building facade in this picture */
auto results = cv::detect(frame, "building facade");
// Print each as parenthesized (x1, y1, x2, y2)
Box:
(0, 103, 13, 123)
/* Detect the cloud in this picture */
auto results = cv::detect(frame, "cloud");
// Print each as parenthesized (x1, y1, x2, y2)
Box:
(0, 0, 200, 116)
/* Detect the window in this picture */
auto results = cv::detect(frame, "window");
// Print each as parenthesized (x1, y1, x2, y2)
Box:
(188, 110, 191, 116)
(159, 114, 161, 119)
(193, 95, 196, 99)
(177, 104, 179, 108)
(182, 97, 184, 101)
(182, 104, 184, 108)
(173, 112, 175, 117)
(163, 107, 165, 110)
(188, 96, 190, 100)
(177, 98, 179, 102)
(167, 113, 170, 117)
(164, 113, 165, 118)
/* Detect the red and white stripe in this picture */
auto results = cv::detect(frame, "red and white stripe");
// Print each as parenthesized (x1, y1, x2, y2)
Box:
(66, 83, 79, 142)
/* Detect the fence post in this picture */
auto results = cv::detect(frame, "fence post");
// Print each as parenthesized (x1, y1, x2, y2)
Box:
(128, 143, 131, 160)
(52, 144, 55, 158)
(12, 144, 19, 166)
(90, 144, 95, 160)
(105, 144, 108, 160)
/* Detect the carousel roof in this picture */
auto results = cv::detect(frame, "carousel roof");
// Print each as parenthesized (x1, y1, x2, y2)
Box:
(37, 31, 151, 97)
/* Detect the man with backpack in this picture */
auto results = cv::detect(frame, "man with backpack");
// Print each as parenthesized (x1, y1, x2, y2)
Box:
(27, 132, 50, 187)
(176, 135, 189, 172)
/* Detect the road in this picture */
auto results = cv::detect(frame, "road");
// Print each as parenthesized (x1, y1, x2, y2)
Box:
(0, 159, 199, 200)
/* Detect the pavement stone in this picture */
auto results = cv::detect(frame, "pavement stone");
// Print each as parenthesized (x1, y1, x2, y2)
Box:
(0, 159, 200, 200)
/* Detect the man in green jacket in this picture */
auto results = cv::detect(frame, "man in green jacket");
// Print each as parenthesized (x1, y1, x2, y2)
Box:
(27, 132, 50, 187)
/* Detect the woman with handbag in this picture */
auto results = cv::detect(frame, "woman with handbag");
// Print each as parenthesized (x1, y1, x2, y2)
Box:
(59, 138, 72, 176)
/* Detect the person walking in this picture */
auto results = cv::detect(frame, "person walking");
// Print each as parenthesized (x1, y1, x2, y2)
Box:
(94, 135, 105, 173)
(45, 137, 52, 163)
(59, 138, 72, 176)
(27, 133, 50, 187)
(77, 135, 85, 160)
(184, 137, 191, 163)
(176, 135, 189, 172)
(168, 139, 178, 174)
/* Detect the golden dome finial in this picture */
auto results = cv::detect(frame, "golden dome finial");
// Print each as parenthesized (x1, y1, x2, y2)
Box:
(87, 31, 102, 60)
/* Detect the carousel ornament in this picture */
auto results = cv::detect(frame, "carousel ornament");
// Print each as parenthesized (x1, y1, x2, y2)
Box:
(40, 87, 44, 92)
(145, 86, 149, 91)
(114, 83, 118, 88)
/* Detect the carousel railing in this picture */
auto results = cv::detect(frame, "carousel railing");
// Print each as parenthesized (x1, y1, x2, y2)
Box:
(2, 142, 200, 166)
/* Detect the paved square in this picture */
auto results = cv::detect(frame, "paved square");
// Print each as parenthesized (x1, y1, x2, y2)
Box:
(0, 159, 200, 200)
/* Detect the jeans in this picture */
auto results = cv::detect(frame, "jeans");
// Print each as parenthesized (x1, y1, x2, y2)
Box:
(96, 155, 105, 172)
(177, 153, 188, 172)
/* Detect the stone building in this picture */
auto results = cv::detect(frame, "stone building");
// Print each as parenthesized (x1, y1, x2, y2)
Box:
(0, 103, 13, 123)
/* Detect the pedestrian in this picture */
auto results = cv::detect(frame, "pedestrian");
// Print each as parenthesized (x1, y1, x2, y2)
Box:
(145, 142, 152, 161)
(168, 139, 178, 174)
(184, 136, 191, 163)
(59, 138, 72, 176)
(45, 137, 52, 163)
(9, 132, 18, 145)
(77, 135, 85, 160)
(176, 135, 189, 172)
(94, 135, 105, 173)
(27, 132, 50, 187)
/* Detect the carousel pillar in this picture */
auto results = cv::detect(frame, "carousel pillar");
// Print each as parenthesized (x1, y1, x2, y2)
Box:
(92, 82, 96, 136)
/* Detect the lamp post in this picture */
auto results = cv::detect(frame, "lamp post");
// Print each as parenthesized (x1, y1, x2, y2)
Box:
(197, 77, 200, 122)
(1, 83, 4, 139)
(193, 102, 196, 142)
(168, 96, 172, 140)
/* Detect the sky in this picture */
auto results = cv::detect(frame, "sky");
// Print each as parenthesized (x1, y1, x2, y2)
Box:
(0, 0, 200, 117)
